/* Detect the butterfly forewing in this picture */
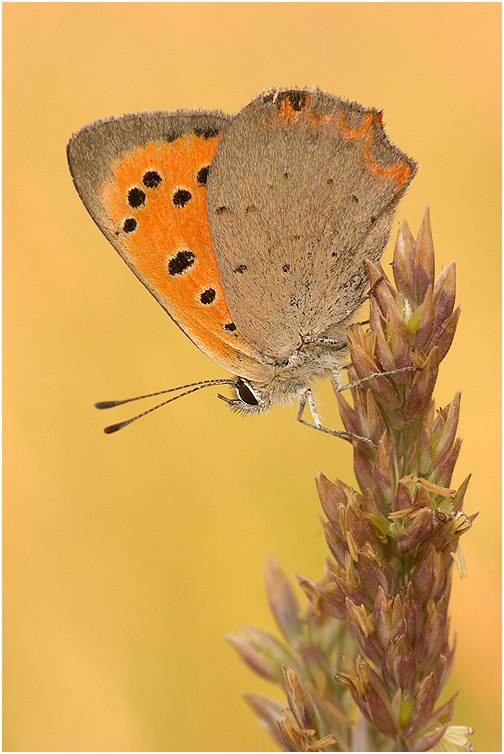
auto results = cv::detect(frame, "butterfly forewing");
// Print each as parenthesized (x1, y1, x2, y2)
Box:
(67, 111, 265, 381)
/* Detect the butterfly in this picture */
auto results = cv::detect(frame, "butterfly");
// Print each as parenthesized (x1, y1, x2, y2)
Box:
(67, 87, 417, 436)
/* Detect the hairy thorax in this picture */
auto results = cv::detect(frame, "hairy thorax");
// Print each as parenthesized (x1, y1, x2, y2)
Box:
(256, 338, 347, 407)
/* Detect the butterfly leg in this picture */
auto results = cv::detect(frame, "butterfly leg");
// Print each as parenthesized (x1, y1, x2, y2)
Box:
(296, 388, 375, 446)
(308, 338, 420, 389)
(332, 365, 420, 393)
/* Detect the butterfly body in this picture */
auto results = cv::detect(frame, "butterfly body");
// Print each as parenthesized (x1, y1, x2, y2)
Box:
(68, 88, 416, 426)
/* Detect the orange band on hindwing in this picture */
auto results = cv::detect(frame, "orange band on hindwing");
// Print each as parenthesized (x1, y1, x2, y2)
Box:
(263, 94, 412, 190)
(270, 91, 330, 129)
(338, 110, 412, 191)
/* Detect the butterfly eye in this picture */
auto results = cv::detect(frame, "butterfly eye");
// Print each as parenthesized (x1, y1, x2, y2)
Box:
(235, 378, 259, 407)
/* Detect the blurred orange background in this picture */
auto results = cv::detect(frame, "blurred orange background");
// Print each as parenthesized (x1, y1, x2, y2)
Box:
(4, 3, 501, 752)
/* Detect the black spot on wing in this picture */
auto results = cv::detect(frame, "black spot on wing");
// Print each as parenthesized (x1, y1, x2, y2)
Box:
(123, 217, 137, 234)
(196, 166, 209, 186)
(143, 170, 162, 189)
(168, 249, 195, 276)
(162, 131, 182, 143)
(128, 187, 146, 208)
(173, 188, 192, 207)
(194, 126, 220, 139)
(276, 89, 308, 111)
(200, 288, 216, 305)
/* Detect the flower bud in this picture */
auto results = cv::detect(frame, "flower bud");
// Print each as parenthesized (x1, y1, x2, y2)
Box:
(265, 556, 303, 646)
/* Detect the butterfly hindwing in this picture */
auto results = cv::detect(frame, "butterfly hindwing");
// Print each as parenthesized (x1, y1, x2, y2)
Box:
(67, 111, 265, 380)
(207, 88, 417, 360)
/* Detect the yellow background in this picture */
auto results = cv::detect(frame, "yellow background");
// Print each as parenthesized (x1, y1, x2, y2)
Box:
(4, 3, 501, 751)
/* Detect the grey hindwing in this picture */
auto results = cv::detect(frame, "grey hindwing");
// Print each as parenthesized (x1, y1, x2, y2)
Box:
(206, 88, 417, 360)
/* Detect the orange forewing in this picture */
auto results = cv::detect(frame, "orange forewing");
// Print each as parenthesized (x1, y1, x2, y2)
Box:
(100, 134, 264, 381)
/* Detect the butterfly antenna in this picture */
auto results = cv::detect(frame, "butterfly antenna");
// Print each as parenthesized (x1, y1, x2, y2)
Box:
(95, 379, 233, 409)
(96, 379, 233, 434)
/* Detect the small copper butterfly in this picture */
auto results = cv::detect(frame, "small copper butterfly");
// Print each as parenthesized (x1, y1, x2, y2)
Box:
(67, 88, 417, 436)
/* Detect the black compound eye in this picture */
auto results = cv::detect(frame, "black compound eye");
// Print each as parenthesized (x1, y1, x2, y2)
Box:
(236, 378, 258, 407)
